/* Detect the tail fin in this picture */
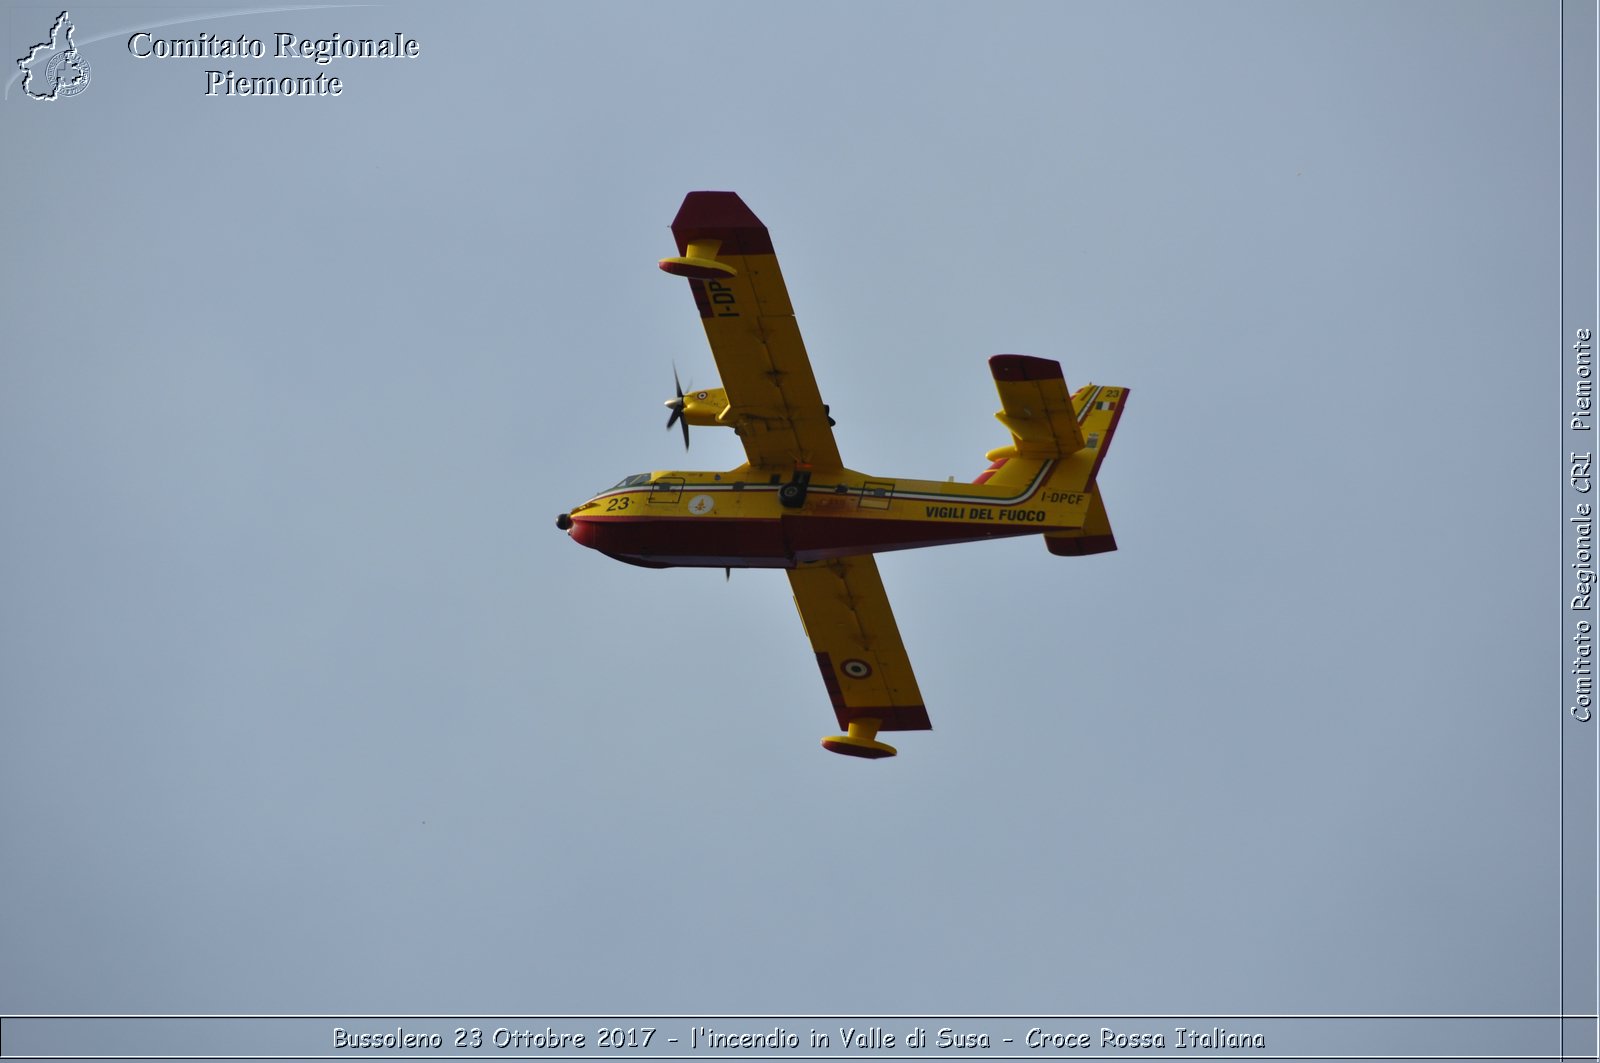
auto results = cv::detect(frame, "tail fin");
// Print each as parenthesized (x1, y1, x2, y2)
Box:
(1071, 383, 1129, 486)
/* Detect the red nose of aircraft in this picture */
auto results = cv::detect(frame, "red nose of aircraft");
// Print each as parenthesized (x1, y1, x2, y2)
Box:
(557, 509, 605, 551)
(557, 510, 613, 556)
(564, 513, 601, 551)
(557, 510, 671, 569)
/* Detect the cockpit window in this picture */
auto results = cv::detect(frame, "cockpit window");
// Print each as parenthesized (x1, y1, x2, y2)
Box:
(607, 473, 653, 490)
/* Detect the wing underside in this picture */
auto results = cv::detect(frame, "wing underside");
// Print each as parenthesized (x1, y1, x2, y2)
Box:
(786, 556, 930, 732)
(666, 192, 842, 471)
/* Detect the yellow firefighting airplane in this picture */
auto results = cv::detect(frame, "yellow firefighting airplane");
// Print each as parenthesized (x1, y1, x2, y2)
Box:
(557, 192, 1127, 759)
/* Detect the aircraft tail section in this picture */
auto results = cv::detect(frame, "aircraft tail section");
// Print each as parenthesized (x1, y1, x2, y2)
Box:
(976, 353, 1127, 492)
(970, 355, 1127, 553)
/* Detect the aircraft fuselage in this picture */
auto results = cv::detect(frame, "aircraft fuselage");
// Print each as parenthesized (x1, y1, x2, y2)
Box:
(558, 464, 1079, 569)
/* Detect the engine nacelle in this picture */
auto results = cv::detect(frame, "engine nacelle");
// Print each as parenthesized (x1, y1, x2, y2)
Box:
(675, 386, 731, 426)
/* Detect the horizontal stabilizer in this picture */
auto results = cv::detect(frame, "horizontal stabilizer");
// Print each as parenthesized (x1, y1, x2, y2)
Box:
(989, 354, 1085, 459)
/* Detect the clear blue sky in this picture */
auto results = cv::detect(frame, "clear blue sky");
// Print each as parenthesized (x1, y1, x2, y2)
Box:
(1, 0, 1570, 1028)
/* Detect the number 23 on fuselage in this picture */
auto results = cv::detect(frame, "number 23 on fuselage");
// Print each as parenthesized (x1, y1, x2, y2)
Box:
(556, 192, 1128, 759)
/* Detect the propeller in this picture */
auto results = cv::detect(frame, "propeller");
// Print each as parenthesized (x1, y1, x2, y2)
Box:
(663, 365, 690, 450)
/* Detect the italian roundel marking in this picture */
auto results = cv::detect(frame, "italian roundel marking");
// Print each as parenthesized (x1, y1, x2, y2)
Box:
(840, 658, 873, 679)
(688, 494, 714, 515)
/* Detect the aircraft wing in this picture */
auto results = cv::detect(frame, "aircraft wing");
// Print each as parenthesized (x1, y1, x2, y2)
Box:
(787, 556, 930, 734)
(662, 192, 843, 472)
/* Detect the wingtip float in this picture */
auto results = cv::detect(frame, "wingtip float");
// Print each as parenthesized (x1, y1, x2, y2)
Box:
(560, 191, 1129, 759)
(658, 240, 738, 280)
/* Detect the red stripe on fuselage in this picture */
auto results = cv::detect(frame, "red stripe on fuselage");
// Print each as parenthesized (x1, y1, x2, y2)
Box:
(569, 513, 788, 566)
(569, 512, 1060, 568)
(972, 458, 1007, 485)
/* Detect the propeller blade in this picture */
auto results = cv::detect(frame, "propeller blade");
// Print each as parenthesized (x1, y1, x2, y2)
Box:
(664, 365, 690, 450)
